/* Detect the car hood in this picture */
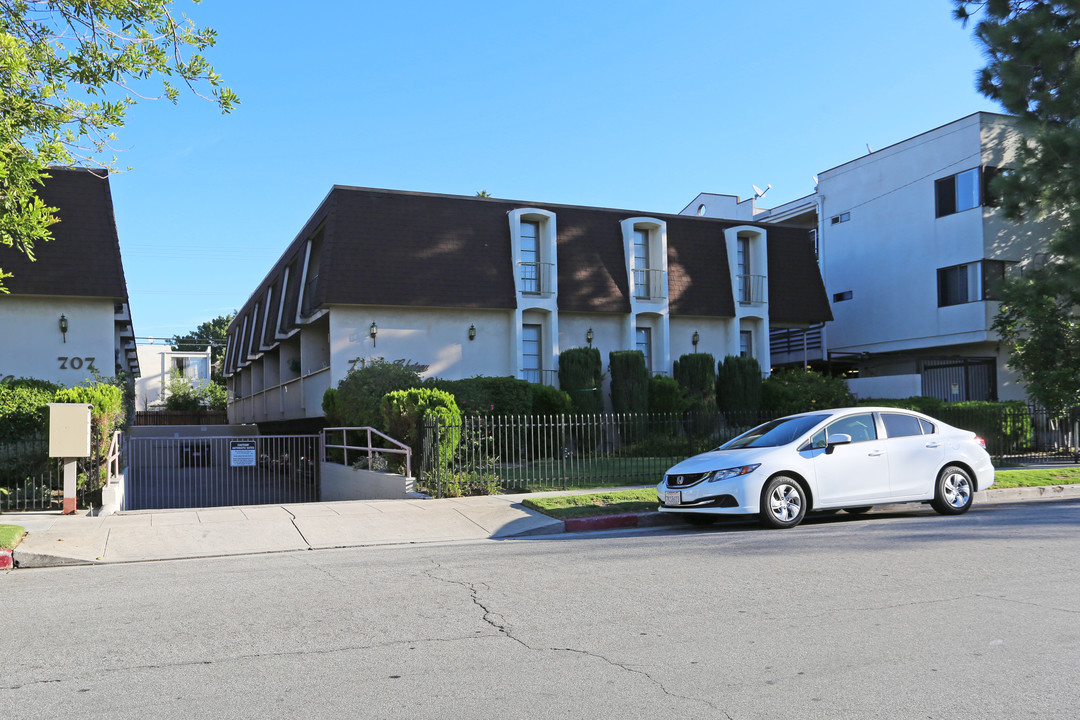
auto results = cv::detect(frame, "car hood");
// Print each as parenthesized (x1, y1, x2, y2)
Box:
(665, 446, 780, 475)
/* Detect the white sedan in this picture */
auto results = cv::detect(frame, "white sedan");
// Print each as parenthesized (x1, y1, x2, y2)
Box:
(657, 407, 994, 529)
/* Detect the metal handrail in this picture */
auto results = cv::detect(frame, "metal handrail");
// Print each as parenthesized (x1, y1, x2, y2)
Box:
(322, 426, 412, 479)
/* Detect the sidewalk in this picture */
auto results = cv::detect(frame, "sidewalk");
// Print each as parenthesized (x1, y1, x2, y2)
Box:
(7, 484, 1080, 568)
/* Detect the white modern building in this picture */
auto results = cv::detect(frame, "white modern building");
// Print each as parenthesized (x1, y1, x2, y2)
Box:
(685, 112, 1048, 402)
(134, 342, 212, 410)
(0, 168, 139, 386)
(224, 187, 831, 430)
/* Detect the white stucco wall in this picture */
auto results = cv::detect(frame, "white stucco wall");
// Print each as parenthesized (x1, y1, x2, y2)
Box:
(329, 306, 515, 386)
(846, 374, 923, 400)
(0, 295, 116, 385)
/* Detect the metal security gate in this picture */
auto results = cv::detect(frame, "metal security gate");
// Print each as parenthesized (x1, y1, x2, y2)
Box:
(922, 358, 997, 402)
(124, 435, 321, 511)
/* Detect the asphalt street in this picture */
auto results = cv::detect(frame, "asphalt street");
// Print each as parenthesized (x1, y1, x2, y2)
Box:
(3, 498, 1078, 719)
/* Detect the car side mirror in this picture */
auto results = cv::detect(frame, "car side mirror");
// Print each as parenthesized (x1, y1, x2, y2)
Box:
(825, 433, 852, 454)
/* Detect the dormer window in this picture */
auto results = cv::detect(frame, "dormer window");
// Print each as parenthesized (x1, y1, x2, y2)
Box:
(633, 228, 652, 298)
(520, 221, 542, 294)
(621, 218, 667, 301)
(509, 209, 558, 299)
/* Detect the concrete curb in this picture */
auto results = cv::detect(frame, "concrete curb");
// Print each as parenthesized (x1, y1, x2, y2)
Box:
(0, 549, 12, 570)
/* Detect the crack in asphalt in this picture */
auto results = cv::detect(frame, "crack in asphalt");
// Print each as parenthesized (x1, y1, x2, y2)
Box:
(0, 635, 496, 691)
(423, 561, 723, 714)
(976, 593, 1080, 614)
(553, 646, 724, 714)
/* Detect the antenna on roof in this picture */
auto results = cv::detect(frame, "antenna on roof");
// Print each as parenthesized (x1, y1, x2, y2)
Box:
(866, 143, 873, 154)
(752, 183, 772, 199)
(812, 175, 819, 188)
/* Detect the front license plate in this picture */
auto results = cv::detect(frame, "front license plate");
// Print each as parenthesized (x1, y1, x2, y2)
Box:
(665, 491, 682, 506)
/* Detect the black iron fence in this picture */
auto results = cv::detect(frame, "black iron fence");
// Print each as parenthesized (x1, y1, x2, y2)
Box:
(133, 410, 229, 426)
(419, 405, 1079, 498)
(0, 437, 109, 512)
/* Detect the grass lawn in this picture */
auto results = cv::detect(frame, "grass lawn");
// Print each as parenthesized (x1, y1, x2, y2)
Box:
(993, 467, 1080, 488)
(521, 467, 1080, 520)
(521, 489, 660, 519)
(0, 524, 25, 550)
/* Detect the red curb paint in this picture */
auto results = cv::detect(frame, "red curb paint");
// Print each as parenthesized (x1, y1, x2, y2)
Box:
(0, 550, 12, 570)
(565, 514, 641, 532)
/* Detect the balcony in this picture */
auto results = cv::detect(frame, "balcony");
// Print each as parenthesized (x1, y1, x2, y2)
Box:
(519, 262, 554, 296)
(632, 268, 666, 300)
(521, 368, 558, 385)
(738, 274, 767, 305)
(300, 274, 320, 317)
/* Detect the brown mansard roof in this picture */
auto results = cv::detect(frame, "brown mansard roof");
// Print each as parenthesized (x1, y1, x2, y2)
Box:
(0, 167, 129, 300)
(225, 186, 832, 373)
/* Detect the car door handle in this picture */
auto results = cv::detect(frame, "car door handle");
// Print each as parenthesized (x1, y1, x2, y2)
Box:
(925, 442, 942, 448)
(868, 450, 884, 457)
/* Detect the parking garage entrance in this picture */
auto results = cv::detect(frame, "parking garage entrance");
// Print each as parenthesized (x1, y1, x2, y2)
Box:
(124, 427, 321, 511)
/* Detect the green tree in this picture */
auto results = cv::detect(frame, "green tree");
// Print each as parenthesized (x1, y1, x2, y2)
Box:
(955, 1, 1080, 410)
(172, 312, 234, 381)
(0, 0, 237, 291)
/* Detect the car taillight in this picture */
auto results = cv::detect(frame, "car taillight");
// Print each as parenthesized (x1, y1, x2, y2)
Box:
(974, 436, 986, 449)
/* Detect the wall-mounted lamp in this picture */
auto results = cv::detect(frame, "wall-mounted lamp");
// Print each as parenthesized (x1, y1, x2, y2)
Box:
(59, 314, 69, 343)
(586, 328, 594, 347)
(468, 324, 476, 341)
(369, 321, 378, 347)
(692, 331, 700, 349)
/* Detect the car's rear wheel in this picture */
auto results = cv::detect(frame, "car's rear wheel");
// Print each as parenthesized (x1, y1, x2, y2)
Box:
(760, 475, 807, 529)
(932, 465, 974, 515)
(843, 506, 872, 515)
(683, 514, 717, 527)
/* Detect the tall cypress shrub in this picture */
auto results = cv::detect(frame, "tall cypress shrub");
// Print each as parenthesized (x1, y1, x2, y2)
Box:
(609, 350, 649, 414)
(673, 353, 717, 408)
(558, 347, 603, 414)
(716, 355, 763, 413)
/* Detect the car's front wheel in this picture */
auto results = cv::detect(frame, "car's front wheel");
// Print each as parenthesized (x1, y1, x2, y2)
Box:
(931, 465, 974, 515)
(760, 475, 807, 529)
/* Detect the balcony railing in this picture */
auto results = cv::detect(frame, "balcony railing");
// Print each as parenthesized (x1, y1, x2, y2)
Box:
(633, 268, 666, 300)
(738, 274, 767, 305)
(519, 262, 554, 296)
(521, 368, 558, 386)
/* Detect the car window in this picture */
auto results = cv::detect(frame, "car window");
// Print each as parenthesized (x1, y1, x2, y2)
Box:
(919, 418, 935, 434)
(809, 429, 827, 449)
(722, 414, 830, 449)
(881, 412, 923, 438)
(826, 413, 878, 443)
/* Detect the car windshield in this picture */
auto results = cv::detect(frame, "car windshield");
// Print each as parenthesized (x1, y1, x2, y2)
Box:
(720, 414, 829, 450)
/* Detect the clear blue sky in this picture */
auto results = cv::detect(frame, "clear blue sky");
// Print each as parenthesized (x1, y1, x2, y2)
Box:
(108, 0, 998, 340)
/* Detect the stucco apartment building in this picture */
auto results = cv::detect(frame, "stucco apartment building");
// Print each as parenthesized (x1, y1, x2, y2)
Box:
(223, 187, 832, 430)
(685, 112, 1045, 402)
(0, 167, 139, 386)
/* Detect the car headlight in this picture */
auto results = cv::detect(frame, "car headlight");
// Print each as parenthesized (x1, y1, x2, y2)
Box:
(705, 464, 760, 483)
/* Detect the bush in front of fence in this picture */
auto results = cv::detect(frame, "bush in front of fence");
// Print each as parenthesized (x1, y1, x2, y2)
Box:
(937, 400, 1035, 456)
(383, 387, 461, 471)
(717, 355, 764, 413)
(427, 376, 533, 415)
(334, 357, 423, 431)
(761, 367, 854, 414)
(0, 378, 64, 443)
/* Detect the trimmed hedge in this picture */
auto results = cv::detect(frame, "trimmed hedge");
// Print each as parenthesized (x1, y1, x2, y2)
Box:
(937, 400, 1034, 454)
(674, 353, 716, 407)
(558, 347, 603, 414)
(761, 368, 854, 415)
(648, 376, 686, 415)
(531, 383, 573, 416)
(429, 376, 533, 416)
